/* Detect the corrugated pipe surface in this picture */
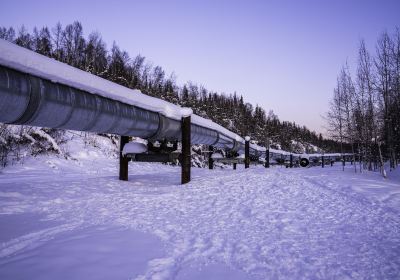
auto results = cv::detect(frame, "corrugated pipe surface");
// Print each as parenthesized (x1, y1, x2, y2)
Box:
(0, 65, 264, 154)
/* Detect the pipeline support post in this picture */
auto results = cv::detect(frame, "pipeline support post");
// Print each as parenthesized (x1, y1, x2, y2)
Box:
(265, 137, 270, 168)
(181, 115, 191, 184)
(265, 149, 270, 168)
(322, 155, 325, 168)
(290, 154, 293, 168)
(119, 135, 130, 181)
(245, 137, 250, 169)
(208, 145, 214, 170)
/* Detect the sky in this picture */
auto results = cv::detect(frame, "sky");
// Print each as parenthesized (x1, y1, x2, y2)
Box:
(1, 0, 399, 134)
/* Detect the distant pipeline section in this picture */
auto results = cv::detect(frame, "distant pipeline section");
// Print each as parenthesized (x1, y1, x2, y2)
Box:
(0, 65, 264, 157)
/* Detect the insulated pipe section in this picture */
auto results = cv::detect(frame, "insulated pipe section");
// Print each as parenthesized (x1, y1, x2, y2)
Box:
(150, 115, 236, 149)
(0, 65, 247, 152)
(149, 115, 226, 146)
(0, 66, 30, 124)
(235, 142, 265, 157)
(0, 66, 159, 138)
(215, 133, 235, 150)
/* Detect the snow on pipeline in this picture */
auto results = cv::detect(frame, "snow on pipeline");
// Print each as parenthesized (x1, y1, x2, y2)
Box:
(0, 138, 400, 279)
(0, 39, 247, 146)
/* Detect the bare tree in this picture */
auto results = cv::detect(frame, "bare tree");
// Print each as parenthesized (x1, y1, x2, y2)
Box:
(375, 31, 395, 170)
(356, 39, 378, 171)
(327, 80, 345, 170)
(52, 22, 63, 61)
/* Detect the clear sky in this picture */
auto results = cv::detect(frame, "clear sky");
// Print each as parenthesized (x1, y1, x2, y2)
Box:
(1, 0, 399, 134)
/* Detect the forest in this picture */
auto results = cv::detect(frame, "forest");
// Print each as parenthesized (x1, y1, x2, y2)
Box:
(0, 21, 347, 161)
(327, 28, 400, 173)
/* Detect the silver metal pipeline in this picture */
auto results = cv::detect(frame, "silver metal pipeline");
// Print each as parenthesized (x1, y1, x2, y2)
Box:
(0, 65, 262, 154)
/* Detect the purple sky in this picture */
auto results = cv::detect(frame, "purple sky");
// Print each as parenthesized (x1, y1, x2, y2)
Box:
(1, 0, 399, 134)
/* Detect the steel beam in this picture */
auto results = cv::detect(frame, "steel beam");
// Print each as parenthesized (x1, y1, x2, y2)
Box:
(119, 136, 130, 181)
(208, 145, 214, 170)
(181, 115, 191, 184)
(245, 139, 250, 169)
(265, 149, 270, 168)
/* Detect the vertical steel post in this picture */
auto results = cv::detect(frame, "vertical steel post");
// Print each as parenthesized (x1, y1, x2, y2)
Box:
(119, 135, 130, 181)
(208, 145, 214, 170)
(245, 138, 250, 169)
(265, 138, 270, 168)
(181, 115, 191, 184)
(322, 155, 325, 168)
(233, 163, 237, 170)
(265, 149, 270, 168)
(290, 154, 293, 168)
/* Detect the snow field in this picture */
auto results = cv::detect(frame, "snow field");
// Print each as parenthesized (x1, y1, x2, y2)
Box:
(0, 135, 399, 279)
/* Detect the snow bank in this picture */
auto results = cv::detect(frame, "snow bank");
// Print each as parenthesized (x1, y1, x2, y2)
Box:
(31, 129, 61, 154)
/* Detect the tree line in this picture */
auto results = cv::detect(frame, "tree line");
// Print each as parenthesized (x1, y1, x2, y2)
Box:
(0, 22, 342, 154)
(327, 28, 400, 175)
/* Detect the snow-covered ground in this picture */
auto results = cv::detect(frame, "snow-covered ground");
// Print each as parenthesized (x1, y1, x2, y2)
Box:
(0, 136, 399, 279)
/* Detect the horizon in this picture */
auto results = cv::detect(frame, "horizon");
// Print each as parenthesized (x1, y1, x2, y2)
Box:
(1, 0, 399, 135)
